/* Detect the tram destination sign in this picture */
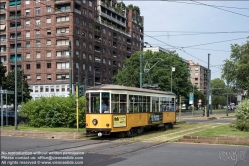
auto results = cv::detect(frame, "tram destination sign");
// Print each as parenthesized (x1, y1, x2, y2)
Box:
(148, 113, 162, 124)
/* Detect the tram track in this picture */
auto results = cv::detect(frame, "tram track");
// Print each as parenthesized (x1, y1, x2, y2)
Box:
(82, 124, 225, 166)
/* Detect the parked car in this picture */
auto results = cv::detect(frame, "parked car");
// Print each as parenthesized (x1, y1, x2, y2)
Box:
(0, 110, 25, 126)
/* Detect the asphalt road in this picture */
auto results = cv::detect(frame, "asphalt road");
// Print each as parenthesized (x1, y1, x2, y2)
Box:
(1, 136, 248, 166)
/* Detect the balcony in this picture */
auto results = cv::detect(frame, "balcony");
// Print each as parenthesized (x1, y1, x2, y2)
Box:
(10, 54, 22, 62)
(99, 12, 126, 27)
(55, 6, 71, 13)
(100, 1, 125, 18)
(54, 0, 71, 4)
(10, 44, 21, 50)
(74, 8, 81, 14)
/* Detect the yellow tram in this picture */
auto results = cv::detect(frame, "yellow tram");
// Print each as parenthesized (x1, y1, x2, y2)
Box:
(85, 85, 176, 137)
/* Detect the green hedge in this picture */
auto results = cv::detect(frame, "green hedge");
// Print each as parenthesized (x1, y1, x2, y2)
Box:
(231, 98, 249, 131)
(20, 95, 86, 128)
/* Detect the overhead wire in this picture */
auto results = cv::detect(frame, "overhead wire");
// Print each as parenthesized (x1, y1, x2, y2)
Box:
(190, 0, 249, 18)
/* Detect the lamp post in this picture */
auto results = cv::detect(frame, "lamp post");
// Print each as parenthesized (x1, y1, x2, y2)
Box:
(68, 40, 72, 94)
(165, 65, 178, 92)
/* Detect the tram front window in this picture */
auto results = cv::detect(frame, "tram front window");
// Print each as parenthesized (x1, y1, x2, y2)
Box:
(90, 92, 109, 113)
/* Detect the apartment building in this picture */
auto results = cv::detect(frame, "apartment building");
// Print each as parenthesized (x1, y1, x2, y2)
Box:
(0, 0, 144, 99)
(188, 60, 209, 94)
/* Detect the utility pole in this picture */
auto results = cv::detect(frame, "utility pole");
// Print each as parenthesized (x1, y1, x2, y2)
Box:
(14, 0, 18, 130)
(1, 86, 3, 129)
(179, 96, 182, 122)
(206, 53, 210, 117)
(69, 40, 72, 94)
(140, 41, 143, 88)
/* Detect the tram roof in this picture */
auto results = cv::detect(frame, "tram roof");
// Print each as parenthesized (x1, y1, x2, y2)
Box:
(86, 84, 175, 95)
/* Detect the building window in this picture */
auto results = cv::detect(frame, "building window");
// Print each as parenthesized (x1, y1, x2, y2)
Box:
(26, 53, 30, 59)
(26, 64, 30, 70)
(109, 60, 111, 65)
(76, 39, 79, 46)
(89, 55, 92, 60)
(76, 17, 79, 23)
(36, 75, 41, 81)
(82, 0, 86, 3)
(25, 0, 30, 4)
(195, 73, 198, 76)
(26, 42, 30, 48)
(36, 20, 40, 25)
(26, 31, 30, 37)
(46, 6, 51, 12)
(47, 74, 51, 80)
(82, 8, 86, 15)
(56, 39, 69, 46)
(56, 51, 69, 57)
(83, 42, 86, 48)
(56, 62, 69, 69)
(47, 63, 51, 68)
(26, 21, 30, 26)
(82, 20, 86, 26)
(83, 64, 85, 70)
(76, 51, 79, 56)
(89, 65, 92, 71)
(36, 30, 40, 36)
(89, 33, 92, 39)
(56, 27, 69, 34)
(47, 29, 51, 35)
(47, 51, 51, 57)
(36, 64, 41, 69)
(89, 12, 92, 18)
(47, 40, 51, 46)
(103, 29, 106, 34)
(56, 74, 69, 81)
(25, 9, 30, 15)
(36, 52, 41, 58)
(76, 28, 79, 34)
(56, 16, 69, 22)
(36, 8, 40, 14)
(89, 23, 92, 29)
(89, 44, 92, 50)
(103, 58, 105, 64)
(195, 67, 199, 71)
(89, 0, 92, 7)
(36, 41, 40, 47)
(46, 18, 51, 24)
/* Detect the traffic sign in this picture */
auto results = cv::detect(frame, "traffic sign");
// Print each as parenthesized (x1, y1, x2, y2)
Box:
(7, 91, 14, 95)
(189, 92, 194, 104)
(0, 90, 7, 94)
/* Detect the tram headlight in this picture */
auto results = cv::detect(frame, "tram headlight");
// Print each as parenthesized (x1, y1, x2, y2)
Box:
(106, 123, 109, 127)
(92, 119, 98, 125)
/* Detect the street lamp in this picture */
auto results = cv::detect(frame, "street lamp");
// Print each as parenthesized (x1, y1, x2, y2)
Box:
(164, 65, 180, 92)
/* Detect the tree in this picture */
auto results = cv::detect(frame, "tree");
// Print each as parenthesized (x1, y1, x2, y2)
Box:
(113, 50, 193, 100)
(127, 4, 133, 10)
(222, 39, 249, 96)
(133, 6, 140, 15)
(0, 61, 6, 86)
(3, 70, 32, 106)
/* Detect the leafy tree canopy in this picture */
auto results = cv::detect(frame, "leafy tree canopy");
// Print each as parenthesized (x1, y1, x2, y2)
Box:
(222, 39, 249, 94)
(3, 70, 32, 106)
(0, 61, 6, 86)
(113, 51, 193, 100)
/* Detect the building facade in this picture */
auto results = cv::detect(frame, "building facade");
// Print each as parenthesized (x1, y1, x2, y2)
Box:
(0, 0, 144, 99)
(188, 60, 209, 94)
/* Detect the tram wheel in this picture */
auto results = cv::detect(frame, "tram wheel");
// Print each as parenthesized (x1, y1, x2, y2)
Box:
(126, 130, 132, 137)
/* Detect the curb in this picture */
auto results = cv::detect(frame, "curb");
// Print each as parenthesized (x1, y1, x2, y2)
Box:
(179, 135, 249, 145)
(0, 129, 85, 140)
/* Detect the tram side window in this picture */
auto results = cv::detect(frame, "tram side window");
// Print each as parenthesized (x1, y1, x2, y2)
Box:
(120, 94, 127, 113)
(152, 97, 159, 112)
(128, 95, 138, 113)
(90, 93, 100, 113)
(86, 93, 89, 113)
(170, 98, 175, 111)
(160, 97, 166, 112)
(111, 94, 119, 113)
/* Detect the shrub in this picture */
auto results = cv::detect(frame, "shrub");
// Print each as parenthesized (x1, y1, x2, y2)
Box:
(232, 98, 249, 131)
(20, 95, 86, 128)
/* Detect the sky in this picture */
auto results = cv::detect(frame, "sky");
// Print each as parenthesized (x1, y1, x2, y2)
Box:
(123, 0, 249, 79)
